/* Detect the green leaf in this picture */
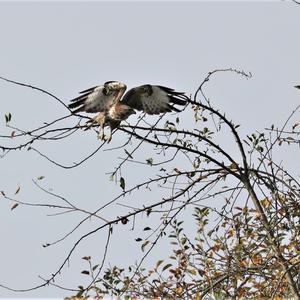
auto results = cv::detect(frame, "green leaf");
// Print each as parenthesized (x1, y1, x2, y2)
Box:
(135, 238, 142, 242)
(143, 226, 151, 231)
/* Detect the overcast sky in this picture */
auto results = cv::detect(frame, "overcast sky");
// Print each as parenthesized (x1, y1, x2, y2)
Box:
(0, 1, 300, 298)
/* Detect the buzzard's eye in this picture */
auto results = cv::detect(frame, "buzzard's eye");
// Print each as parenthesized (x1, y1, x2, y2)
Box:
(103, 87, 108, 96)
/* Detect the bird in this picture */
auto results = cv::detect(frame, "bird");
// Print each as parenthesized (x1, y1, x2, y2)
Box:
(68, 81, 188, 142)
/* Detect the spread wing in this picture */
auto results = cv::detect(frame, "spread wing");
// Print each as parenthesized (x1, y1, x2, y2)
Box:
(68, 81, 127, 114)
(121, 85, 187, 115)
(68, 85, 112, 114)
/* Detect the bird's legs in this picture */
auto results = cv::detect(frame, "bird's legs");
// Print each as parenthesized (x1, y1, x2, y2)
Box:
(106, 120, 120, 143)
(98, 125, 105, 141)
(90, 113, 105, 141)
(105, 127, 113, 143)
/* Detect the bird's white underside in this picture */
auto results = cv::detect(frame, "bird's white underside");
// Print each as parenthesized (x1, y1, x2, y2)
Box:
(81, 85, 171, 115)
(85, 86, 116, 112)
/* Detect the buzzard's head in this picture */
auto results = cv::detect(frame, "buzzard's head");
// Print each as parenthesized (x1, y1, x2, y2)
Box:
(104, 81, 126, 91)
(103, 81, 127, 102)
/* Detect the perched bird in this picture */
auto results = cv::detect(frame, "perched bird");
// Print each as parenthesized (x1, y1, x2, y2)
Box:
(68, 81, 187, 141)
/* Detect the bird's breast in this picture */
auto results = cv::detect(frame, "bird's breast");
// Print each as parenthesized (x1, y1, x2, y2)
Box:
(108, 104, 132, 121)
(108, 106, 118, 119)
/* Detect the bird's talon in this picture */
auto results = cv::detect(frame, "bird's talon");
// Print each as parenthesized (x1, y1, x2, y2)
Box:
(106, 135, 112, 143)
(98, 133, 105, 141)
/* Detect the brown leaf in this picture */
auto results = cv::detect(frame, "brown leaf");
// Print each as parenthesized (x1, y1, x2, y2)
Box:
(260, 197, 271, 208)
(15, 185, 21, 195)
(227, 228, 235, 238)
(141, 240, 150, 252)
(162, 263, 172, 272)
(120, 177, 125, 191)
(81, 270, 90, 275)
(240, 259, 248, 268)
(121, 217, 129, 225)
(81, 256, 91, 261)
(187, 268, 197, 275)
(173, 168, 181, 174)
(156, 260, 164, 269)
(11, 203, 19, 211)
(252, 254, 263, 265)
(229, 162, 238, 170)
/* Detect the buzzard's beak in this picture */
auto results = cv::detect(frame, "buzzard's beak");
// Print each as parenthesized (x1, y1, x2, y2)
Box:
(116, 85, 127, 102)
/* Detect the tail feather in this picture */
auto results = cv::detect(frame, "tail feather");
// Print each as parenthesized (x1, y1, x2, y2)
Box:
(70, 94, 88, 102)
(168, 104, 180, 112)
(169, 96, 187, 106)
(157, 85, 183, 95)
(70, 106, 84, 114)
(68, 98, 86, 108)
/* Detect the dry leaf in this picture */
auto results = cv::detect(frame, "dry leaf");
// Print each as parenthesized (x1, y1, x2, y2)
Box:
(15, 185, 20, 195)
(11, 203, 19, 211)
(260, 197, 271, 208)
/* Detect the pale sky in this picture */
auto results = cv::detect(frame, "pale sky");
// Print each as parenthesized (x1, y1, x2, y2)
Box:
(0, 1, 300, 298)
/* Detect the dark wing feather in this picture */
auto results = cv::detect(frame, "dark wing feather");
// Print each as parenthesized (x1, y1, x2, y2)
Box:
(78, 85, 99, 94)
(121, 88, 144, 111)
(121, 85, 187, 115)
(156, 85, 185, 96)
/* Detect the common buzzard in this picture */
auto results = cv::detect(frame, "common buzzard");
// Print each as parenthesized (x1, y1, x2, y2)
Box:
(68, 81, 187, 141)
